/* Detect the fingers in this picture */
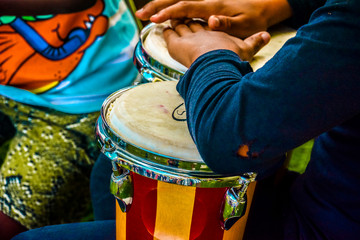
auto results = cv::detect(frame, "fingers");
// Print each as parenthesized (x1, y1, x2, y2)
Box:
(208, 15, 267, 39)
(208, 15, 246, 37)
(173, 22, 193, 36)
(186, 20, 209, 32)
(208, 15, 233, 31)
(163, 27, 187, 65)
(187, 21, 205, 32)
(148, 1, 215, 23)
(171, 19, 208, 33)
(163, 27, 179, 43)
(136, 0, 180, 20)
(242, 31, 271, 59)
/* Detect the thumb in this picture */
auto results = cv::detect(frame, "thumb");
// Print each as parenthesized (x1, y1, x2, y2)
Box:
(243, 31, 271, 57)
(208, 15, 269, 39)
(208, 15, 233, 31)
(208, 15, 251, 38)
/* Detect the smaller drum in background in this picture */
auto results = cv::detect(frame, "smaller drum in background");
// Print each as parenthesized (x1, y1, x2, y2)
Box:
(133, 22, 296, 84)
(133, 22, 187, 83)
(96, 81, 257, 240)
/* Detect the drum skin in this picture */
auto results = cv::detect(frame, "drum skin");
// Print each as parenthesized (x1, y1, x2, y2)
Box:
(133, 23, 296, 84)
(115, 173, 256, 240)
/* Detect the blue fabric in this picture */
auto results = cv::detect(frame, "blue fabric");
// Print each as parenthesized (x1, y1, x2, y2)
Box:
(286, 0, 326, 27)
(177, 0, 360, 238)
(90, 153, 116, 220)
(11, 220, 115, 240)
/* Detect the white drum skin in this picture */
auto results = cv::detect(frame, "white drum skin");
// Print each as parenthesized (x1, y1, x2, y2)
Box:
(107, 81, 201, 161)
(134, 22, 296, 83)
(143, 22, 188, 73)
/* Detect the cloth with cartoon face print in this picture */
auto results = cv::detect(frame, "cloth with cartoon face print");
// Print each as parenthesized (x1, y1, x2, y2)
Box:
(0, 0, 138, 114)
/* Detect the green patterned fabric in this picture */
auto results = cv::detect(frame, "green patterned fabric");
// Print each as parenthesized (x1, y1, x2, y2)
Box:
(0, 96, 99, 229)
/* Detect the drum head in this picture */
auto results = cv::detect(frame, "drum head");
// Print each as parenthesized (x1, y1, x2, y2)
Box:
(107, 81, 202, 161)
(143, 22, 188, 73)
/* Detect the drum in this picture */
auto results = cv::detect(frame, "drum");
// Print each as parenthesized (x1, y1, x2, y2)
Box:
(133, 22, 296, 83)
(133, 22, 187, 83)
(95, 81, 257, 240)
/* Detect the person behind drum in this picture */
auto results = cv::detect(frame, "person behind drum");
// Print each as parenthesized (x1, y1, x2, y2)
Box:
(136, 0, 360, 239)
(0, 0, 138, 239)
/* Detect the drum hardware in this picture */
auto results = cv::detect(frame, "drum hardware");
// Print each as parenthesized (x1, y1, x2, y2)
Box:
(139, 67, 163, 83)
(103, 137, 115, 152)
(221, 173, 256, 230)
(98, 129, 251, 188)
(110, 165, 133, 213)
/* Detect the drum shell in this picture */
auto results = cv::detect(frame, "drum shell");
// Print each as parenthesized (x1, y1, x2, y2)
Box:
(115, 172, 256, 240)
(96, 86, 257, 240)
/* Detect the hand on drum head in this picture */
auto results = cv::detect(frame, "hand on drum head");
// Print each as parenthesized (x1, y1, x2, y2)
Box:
(135, 0, 292, 38)
(163, 20, 270, 67)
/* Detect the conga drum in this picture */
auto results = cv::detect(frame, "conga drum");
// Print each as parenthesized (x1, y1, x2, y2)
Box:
(133, 22, 187, 83)
(133, 22, 297, 83)
(95, 81, 257, 240)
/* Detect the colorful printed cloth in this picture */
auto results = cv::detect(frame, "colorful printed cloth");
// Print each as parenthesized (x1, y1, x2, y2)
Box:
(0, 0, 138, 114)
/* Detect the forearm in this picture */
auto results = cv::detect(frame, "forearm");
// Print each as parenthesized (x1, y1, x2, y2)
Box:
(178, 51, 293, 177)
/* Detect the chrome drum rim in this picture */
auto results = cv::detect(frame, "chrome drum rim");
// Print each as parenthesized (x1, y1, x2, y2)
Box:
(96, 88, 256, 187)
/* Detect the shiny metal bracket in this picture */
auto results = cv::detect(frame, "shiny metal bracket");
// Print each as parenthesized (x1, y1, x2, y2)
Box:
(221, 173, 256, 230)
(110, 162, 133, 213)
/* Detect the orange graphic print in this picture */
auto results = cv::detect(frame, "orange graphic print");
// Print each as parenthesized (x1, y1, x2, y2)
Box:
(0, 0, 108, 92)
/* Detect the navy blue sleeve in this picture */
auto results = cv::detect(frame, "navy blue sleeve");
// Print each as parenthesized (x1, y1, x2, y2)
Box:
(286, 0, 326, 27)
(177, 0, 360, 178)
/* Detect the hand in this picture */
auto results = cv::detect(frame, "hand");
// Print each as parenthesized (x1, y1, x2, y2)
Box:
(163, 20, 270, 67)
(136, 0, 292, 38)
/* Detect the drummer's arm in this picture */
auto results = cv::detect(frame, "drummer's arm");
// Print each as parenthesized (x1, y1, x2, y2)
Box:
(175, 1, 360, 178)
(0, 0, 96, 15)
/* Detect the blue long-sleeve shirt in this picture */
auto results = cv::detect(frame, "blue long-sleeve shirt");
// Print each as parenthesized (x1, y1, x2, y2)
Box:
(287, 0, 326, 27)
(177, 0, 360, 238)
